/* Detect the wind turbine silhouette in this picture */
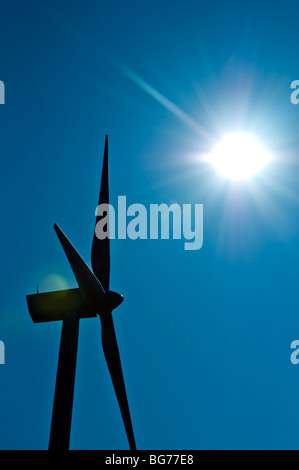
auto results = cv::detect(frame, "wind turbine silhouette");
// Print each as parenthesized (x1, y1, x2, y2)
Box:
(26, 135, 136, 450)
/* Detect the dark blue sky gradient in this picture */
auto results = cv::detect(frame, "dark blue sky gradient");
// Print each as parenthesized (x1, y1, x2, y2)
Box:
(1, 0, 299, 449)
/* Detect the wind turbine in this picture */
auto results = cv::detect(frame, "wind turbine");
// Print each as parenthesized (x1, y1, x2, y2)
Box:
(26, 135, 136, 450)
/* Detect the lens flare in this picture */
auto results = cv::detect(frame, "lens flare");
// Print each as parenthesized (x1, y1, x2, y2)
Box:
(206, 132, 272, 180)
(39, 274, 69, 292)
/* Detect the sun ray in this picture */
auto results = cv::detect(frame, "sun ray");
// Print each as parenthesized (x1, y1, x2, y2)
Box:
(117, 63, 213, 142)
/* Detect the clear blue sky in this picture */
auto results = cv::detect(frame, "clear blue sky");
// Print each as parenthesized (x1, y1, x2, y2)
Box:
(1, 0, 299, 450)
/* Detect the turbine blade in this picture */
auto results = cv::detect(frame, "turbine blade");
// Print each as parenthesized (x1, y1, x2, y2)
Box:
(91, 135, 110, 291)
(100, 312, 136, 450)
(54, 223, 106, 300)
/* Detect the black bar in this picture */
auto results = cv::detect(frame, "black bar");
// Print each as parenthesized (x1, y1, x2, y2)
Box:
(49, 312, 79, 450)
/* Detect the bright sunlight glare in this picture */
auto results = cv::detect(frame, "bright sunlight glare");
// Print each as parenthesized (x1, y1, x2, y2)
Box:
(206, 132, 272, 181)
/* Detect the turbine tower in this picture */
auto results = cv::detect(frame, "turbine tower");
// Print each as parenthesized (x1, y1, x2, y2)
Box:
(26, 136, 136, 450)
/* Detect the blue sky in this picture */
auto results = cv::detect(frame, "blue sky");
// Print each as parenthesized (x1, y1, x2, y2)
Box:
(1, 0, 299, 449)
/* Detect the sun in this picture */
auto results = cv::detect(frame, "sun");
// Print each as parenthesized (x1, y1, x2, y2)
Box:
(206, 132, 272, 181)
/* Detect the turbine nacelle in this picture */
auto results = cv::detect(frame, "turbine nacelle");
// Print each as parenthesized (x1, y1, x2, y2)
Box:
(26, 224, 124, 323)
